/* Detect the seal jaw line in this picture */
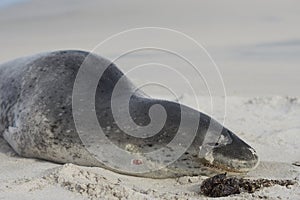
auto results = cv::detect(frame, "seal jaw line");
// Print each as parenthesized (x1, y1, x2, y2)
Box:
(199, 146, 260, 174)
(200, 156, 259, 174)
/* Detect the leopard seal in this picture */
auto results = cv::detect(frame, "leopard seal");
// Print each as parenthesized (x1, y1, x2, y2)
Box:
(0, 50, 259, 178)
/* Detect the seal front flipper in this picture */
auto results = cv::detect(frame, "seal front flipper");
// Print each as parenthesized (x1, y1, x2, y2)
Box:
(3, 126, 23, 155)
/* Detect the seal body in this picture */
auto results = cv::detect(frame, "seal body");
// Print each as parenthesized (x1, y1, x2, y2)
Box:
(0, 50, 259, 178)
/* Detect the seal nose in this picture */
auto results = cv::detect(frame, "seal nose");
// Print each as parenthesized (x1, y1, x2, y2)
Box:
(211, 129, 259, 172)
(199, 128, 259, 173)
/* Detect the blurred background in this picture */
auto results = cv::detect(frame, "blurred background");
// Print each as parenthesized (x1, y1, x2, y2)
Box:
(0, 0, 299, 96)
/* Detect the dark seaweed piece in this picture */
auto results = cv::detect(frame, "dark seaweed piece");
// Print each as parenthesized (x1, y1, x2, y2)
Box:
(200, 173, 296, 197)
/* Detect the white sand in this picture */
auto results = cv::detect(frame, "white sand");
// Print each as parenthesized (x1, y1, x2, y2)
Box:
(0, 0, 300, 199)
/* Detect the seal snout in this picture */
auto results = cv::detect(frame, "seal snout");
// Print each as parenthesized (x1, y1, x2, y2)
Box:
(200, 129, 259, 173)
(211, 145, 259, 173)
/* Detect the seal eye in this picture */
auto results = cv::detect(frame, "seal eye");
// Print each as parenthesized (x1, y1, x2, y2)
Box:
(216, 129, 233, 147)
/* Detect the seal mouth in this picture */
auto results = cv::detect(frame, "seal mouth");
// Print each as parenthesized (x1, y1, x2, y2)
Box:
(201, 146, 259, 173)
(199, 129, 259, 173)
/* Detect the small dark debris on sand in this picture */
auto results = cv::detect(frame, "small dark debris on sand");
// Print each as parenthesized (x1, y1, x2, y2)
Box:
(200, 173, 296, 197)
(292, 161, 300, 167)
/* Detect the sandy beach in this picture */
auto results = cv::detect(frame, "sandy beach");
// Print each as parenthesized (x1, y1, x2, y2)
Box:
(0, 0, 299, 199)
